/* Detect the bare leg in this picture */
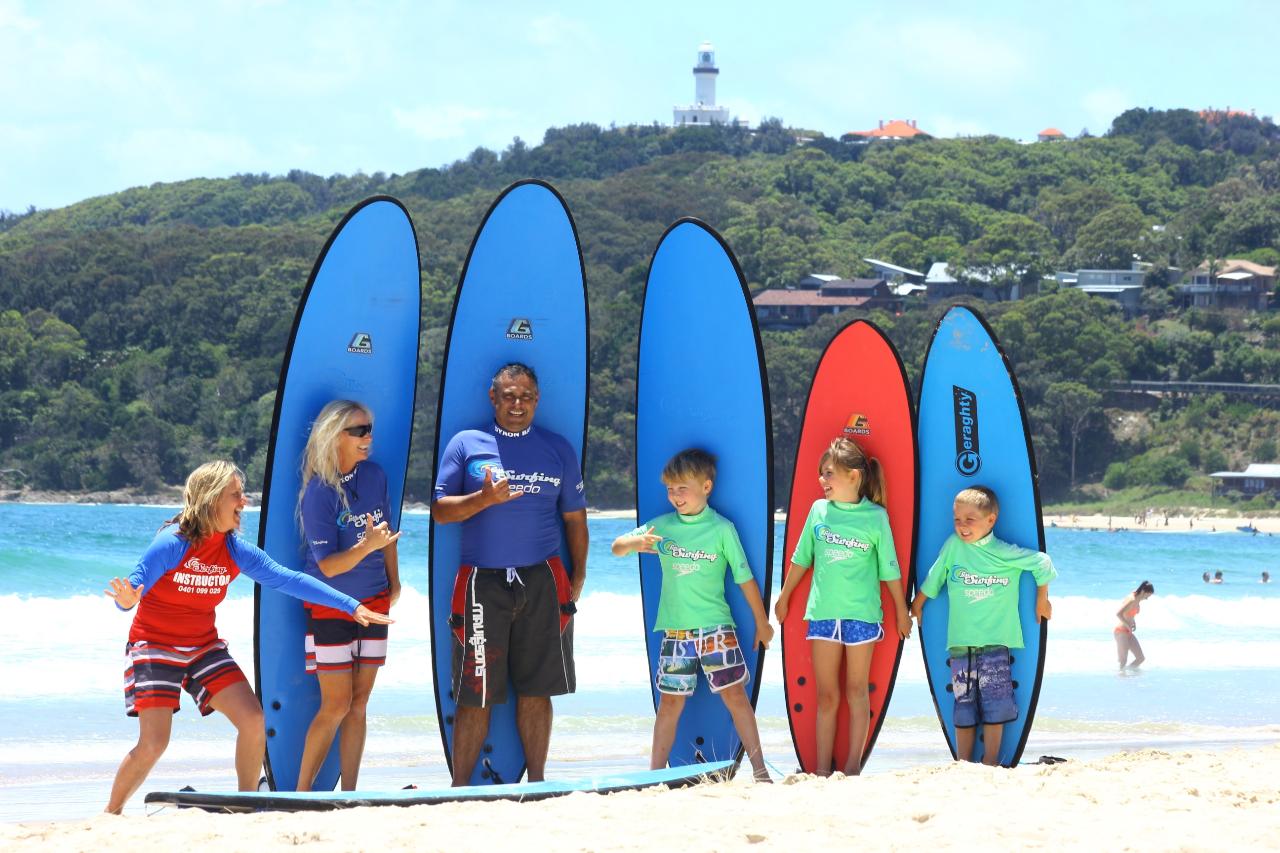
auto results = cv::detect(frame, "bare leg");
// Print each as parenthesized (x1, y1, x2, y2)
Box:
(841, 643, 876, 776)
(451, 704, 491, 786)
(718, 683, 769, 780)
(337, 665, 379, 790)
(105, 708, 173, 814)
(955, 726, 978, 762)
(810, 640, 843, 776)
(296, 672, 352, 792)
(207, 681, 266, 791)
(1126, 634, 1146, 668)
(517, 695, 553, 782)
(1115, 631, 1130, 669)
(650, 693, 686, 770)
(981, 723, 1004, 766)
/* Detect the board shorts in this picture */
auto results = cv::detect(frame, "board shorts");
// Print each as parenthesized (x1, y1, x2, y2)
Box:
(305, 588, 391, 674)
(656, 625, 748, 696)
(950, 645, 1017, 727)
(806, 618, 884, 646)
(450, 558, 575, 707)
(123, 639, 247, 717)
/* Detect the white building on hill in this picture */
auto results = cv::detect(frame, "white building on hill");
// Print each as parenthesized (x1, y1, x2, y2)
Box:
(673, 42, 730, 127)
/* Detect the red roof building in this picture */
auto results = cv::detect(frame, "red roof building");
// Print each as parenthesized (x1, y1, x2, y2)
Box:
(1037, 127, 1065, 141)
(842, 119, 930, 141)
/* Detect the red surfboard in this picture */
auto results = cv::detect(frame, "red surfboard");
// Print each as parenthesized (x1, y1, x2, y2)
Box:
(779, 319, 917, 773)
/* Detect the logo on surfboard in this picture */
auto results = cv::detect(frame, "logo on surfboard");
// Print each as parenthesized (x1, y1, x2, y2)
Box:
(952, 385, 981, 475)
(347, 332, 373, 354)
(505, 318, 533, 340)
(843, 413, 871, 436)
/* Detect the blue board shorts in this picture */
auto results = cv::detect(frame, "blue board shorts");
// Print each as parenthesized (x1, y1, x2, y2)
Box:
(806, 618, 884, 646)
(656, 625, 748, 696)
(950, 645, 1018, 727)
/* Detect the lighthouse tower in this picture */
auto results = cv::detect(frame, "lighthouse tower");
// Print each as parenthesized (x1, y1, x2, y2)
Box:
(673, 42, 731, 127)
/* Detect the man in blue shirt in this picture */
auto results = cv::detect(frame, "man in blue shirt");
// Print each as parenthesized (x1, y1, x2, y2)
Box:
(433, 363, 588, 785)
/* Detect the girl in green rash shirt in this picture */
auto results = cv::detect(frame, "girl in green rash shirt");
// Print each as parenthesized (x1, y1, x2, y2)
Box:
(774, 438, 912, 777)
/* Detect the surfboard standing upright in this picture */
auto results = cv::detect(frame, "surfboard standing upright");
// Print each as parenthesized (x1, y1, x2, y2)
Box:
(778, 319, 916, 774)
(429, 180, 588, 786)
(634, 219, 772, 769)
(914, 305, 1046, 767)
(255, 197, 422, 792)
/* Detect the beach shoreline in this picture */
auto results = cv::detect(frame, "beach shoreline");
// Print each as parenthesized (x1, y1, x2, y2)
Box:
(3, 745, 1276, 850)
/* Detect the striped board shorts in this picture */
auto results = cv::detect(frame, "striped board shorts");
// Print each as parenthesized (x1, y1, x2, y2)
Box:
(305, 589, 391, 674)
(123, 639, 246, 716)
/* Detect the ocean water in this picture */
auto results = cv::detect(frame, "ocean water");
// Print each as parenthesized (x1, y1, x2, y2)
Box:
(0, 505, 1277, 820)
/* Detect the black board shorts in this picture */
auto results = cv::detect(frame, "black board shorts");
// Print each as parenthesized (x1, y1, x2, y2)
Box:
(450, 557, 575, 707)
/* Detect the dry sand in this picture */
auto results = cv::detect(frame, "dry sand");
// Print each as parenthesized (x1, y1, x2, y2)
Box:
(3, 746, 1276, 851)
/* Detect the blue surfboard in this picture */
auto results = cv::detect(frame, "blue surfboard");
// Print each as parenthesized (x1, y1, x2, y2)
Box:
(914, 305, 1046, 767)
(429, 180, 588, 785)
(145, 760, 733, 813)
(634, 219, 772, 769)
(254, 197, 421, 791)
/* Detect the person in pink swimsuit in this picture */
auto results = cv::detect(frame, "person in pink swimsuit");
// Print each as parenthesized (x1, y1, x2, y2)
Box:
(1114, 580, 1154, 669)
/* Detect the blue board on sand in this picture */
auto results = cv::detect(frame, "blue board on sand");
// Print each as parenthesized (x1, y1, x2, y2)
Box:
(429, 180, 588, 786)
(254, 197, 422, 792)
(634, 219, 772, 769)
(144, 761, 733, 813)
(914, 305, 1046, 767)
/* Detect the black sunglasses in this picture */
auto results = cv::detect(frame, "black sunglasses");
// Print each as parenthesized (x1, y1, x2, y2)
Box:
(342, 423, 373, 438)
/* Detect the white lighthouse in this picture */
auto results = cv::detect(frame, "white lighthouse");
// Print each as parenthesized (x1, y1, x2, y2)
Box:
(673, 42, 731, 127)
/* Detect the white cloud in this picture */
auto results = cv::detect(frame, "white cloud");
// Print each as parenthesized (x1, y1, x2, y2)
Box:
(392, 104, 513, 142)
(104, 128, 260, 182)
(0, 0, 36, 31)
(526, 13, 593, 48)
(1081, 88, 1129, 133)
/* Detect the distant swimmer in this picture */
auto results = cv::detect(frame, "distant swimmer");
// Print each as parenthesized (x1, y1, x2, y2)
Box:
(1212, 570, 1224, 584)
(1263, 571, 1271, 584)
(1202, 571, 1211, 583)
(1114, 581, 1154, 670)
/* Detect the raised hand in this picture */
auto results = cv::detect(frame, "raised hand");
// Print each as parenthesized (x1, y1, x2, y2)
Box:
(633, 527, 662, 554)
(353, 604, 394, 627)
(362, 515, 401, 551)
(104, 577, 145, 609)
(480, 466, 523, 507)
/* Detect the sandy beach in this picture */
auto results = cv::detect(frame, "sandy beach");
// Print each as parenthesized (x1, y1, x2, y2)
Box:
(3, 745, 1276, 851)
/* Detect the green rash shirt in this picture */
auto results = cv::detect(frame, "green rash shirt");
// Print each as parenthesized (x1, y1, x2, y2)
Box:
(790, 498, 900, 623)
(919, 532, 1058, 651)
(633, 506, 754, 632)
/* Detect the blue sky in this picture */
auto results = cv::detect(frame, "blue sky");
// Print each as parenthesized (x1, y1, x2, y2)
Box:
(1, 0, 1274, 212)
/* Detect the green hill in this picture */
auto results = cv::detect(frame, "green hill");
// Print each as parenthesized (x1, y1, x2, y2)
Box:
(2, 110, 1280, 508)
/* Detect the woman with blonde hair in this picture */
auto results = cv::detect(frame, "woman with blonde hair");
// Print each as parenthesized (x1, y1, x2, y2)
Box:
(103, 460, 391, 814)
(295, 400, 401, 792)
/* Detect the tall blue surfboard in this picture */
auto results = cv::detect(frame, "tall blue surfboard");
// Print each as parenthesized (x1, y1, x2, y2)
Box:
(634, 219, 772, 769)
(429, 180, 588, 786)
(914, 305, 1046, 767)
(254, 197, 421, 792)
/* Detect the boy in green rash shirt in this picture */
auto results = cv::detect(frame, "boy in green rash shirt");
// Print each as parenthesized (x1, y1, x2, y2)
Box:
(612, 449, 774, 781)
(910, 486, 1056, 766)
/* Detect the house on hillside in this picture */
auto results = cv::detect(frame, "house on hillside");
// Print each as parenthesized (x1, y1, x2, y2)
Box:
(1049, 265, 1149, 317)
(841, 119, 931, 142)
(1210, 463, 1280, 497)
(1175, 259, 1275, 310)
(753, 274, 903, 330)
(924, 262, 1029, 303)
(1037, 127, 1066, 141)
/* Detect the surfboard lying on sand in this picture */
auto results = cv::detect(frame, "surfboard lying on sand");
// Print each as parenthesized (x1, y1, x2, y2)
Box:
(634, 218, 772, 769)
(429, 180, 588, 785)
(778, 319, 916, 773)
(914, 305, 1046, 767)
(255, 197, 421, 792)
(145, 760, 733, 813)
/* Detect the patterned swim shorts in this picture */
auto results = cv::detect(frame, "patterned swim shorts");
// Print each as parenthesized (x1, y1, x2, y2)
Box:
(806, 618, 884, 646)
(656, 625, 748, 696)
(950, 645, 1018, 727)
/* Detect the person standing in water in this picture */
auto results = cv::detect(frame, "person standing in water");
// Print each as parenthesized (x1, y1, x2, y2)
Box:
(1114, 581, 1154, 669)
